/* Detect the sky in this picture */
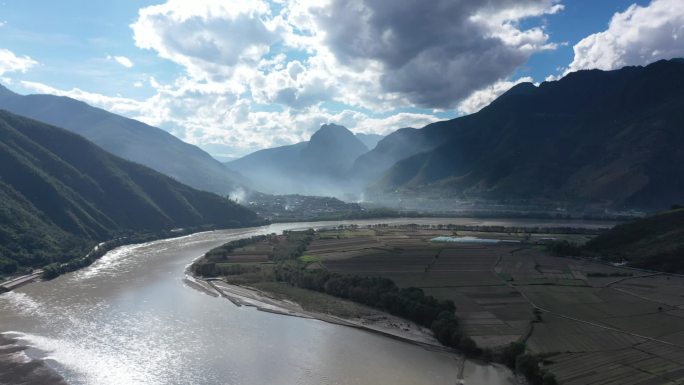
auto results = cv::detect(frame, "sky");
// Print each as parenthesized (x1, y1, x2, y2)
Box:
(1, 0, 683, 160)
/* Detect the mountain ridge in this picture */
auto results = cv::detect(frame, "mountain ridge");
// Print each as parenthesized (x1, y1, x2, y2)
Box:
(0, 109, 262, 272)
(0, 84, 247, 195)
(366, 59, 684, 210)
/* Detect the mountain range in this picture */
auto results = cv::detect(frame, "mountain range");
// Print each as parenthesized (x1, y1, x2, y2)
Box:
(226, 59, 684, 211)
(0, 109, 261, 272)
(355, 59, 684, 210)
(0, 84, 246, 196)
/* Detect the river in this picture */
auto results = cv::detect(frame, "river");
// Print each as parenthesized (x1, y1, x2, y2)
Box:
(0, 217, 616, 385)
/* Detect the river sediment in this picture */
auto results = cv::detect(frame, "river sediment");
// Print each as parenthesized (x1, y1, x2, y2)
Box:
(188, 276, 452, 352)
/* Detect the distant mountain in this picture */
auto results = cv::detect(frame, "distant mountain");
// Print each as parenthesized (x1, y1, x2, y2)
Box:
(355, 133, 385, 150)
(351, 127, 441, 185)
(367, 59, 684, 210)
(585, 207, 684, 272)
(0, 84, 246, 195)
(227, 124, 368, 195)
(0, 110, 262, 272)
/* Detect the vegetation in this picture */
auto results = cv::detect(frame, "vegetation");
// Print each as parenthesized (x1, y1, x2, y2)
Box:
(273, 263, 476, 352)
(497, 342, 557, 385)
(193, 230, 471, 352)
(584, 208, 684, 272)
(543, 208, 684, 274)
(297, 255, 320, 263)
(251, 281, 373, 318)
(0, 110, 263, 278)
(192, 227, 559, 384)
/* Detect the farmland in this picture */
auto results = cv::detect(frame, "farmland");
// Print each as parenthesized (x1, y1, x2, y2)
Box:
(193, 223, 684, 384)
(308, 225, 684, 384)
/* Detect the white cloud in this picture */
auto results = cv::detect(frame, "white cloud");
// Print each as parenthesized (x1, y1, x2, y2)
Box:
(129, 0, 562, 110)
(108, 55, 134, 68)
(131, 0, 279, 79)
(347, 112, 440, 136)
(567, 0, 684, 73)
(0, 48, 37, 76)
(457, 77, 534, 114)
(13, 0, 565, 157)
(19, 80, 154, 122)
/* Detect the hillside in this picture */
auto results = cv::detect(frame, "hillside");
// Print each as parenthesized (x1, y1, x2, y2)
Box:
(585, 208, 684, 272)
(227, 124, 368, 195)
(0, 85, 247, 195)
(365, 59, 684, 210)
(351, 127, 441, 186)
(0, 110, 262, 274)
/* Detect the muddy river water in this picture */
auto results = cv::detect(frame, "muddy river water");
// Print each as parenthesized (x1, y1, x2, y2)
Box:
(0, 218, 616, 385)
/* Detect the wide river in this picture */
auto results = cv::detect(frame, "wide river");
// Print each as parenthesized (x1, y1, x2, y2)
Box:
(0, 217, 617, 385)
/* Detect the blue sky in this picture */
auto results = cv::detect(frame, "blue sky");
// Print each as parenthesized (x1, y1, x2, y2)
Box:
(0, 0, 681, 159)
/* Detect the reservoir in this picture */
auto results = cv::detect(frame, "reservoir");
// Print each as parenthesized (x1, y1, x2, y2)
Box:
(0, 218, 615, 385)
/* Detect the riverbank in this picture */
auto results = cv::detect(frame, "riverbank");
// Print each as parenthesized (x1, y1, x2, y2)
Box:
(186, 275, 451, 352)
(187, 276, 522, 384)
(0, 221, 526, 385)
(0, 334, 66, 385)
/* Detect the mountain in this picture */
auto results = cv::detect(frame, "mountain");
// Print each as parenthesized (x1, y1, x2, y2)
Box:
(366, 59, 684, 210)
(227, 124, 368, 195)
(0, 109, 262, 272)
(355, 133, 385, 150)
(584, 207, 684, 272)
(351, 127, 442, 185)
(0, 84, 246, 195)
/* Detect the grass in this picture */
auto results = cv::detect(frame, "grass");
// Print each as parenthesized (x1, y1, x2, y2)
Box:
(251, 281, 374, 318)
(297, 255, 320, 263)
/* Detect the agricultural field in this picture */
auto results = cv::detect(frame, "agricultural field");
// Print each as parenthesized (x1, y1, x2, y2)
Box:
(196, 224, 684, 384)
(310, 225, 684, 383)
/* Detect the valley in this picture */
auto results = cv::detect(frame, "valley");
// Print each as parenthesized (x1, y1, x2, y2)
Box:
(1, 3, 683, 383)
(0, 219, 536, 385)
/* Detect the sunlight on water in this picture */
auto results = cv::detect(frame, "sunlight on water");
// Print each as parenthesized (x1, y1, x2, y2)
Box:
(0, 291, 45, 317)
(9, 332, 164, 385)
(71, 244, 143, 281)
(0, 221, 527, 385)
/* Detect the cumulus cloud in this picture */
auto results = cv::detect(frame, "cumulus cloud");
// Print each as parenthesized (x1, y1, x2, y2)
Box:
(314, 0, 561, 108)
(108, 55, 134, 68)
(131, 0, 280, 79)
(17, 0, 564, 157)
(0, 48, 37, 76)
(130, 0, 562, 109)
(567, 0, 684, 73)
